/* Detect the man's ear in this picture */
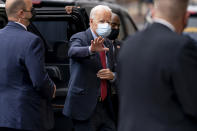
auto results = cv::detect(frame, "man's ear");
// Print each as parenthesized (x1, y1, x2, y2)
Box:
(17, 9, 24, 18)
(90, 18, 93, 24)
(185, 12, 190, 21)
(183, 12, 190, 28)
(151, 8, 155, 18)
(89, 18, 95, 28)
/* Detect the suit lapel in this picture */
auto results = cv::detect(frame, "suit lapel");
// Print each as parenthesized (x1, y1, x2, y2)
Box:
(85, 28, 94, 46)
(104, 40, 110, 63)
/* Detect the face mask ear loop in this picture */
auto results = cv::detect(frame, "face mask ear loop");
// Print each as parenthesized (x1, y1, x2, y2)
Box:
(17, 18, 21, 23)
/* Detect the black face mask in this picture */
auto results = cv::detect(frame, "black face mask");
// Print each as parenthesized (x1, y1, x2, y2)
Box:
(108, 29, 120, 40)
(23, 7, 36, 22)
(29, 8, 36, 22)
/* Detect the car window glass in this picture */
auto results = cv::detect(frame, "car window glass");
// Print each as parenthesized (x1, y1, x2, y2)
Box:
(123, 13, 136, 36)
(32, 20, 69, 64)
(33, 21, 68, 43)
(118, 17, 125, 40)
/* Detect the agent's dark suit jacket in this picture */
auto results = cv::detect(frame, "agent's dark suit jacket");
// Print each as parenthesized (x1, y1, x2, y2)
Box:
(0, 22, 55, 131)
(118, 23, 197, 131)
(63, 28, 115, 121)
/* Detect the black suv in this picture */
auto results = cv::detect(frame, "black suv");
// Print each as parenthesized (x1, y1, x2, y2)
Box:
(0, 0, 137, 130)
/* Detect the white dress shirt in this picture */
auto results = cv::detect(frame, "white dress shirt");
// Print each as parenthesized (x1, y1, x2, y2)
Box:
(14, 22, 27, 30)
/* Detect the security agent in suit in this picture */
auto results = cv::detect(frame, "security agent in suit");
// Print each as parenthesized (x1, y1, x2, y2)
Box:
(108, 13, 121, 64)
(118, 0, 197, 131)
(63, 5, 116, 131)
(0, 0, 56, 131)
(108, 12, 121, 125)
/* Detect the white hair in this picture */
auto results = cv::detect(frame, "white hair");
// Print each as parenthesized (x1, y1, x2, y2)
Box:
(90, 5, 112, 19)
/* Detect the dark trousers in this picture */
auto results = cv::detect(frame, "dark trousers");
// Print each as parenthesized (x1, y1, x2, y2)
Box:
(72, 102, 116, 131)
(0, 127, 30, 131)
(111, 94, 119, 126)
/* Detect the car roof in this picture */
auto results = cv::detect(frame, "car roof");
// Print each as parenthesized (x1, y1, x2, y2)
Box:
(0, 0, 128, 13)
(34, 0, 115, 2)
(32, 0, 127, 11)
(76, 0, 128, 12)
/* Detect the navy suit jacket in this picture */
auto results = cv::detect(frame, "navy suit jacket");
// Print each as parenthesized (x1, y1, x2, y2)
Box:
(118, 23, 197, 131)
(0, 22, 55, 131)
(63, 28, 115, 120)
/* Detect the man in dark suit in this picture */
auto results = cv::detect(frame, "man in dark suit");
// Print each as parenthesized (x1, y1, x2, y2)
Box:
(108, 12, 121, 125)
(0, 0, 56, 131)
(63, 5, 116, 131)
(108, 13, 121, 63)
(118, 0, 197, 131)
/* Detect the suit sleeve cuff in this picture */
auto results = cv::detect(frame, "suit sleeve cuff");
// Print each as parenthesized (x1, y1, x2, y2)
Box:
(110, 72, 116, 83)
(89, 46, 95, 55)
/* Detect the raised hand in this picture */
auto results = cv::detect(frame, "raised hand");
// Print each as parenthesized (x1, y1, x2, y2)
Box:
(90, 36, 109, 52)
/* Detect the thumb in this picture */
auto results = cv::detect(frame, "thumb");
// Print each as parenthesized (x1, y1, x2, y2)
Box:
(102, 47, 109, 51)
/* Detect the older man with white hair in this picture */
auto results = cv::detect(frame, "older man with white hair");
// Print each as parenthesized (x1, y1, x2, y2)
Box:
(63, 5, 116, 131)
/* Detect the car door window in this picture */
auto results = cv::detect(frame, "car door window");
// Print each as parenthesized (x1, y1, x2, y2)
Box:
(28, 7, 89, 64)
(116, 13, 126, 41)
(122, 12, 137, 37)
(33, 21, 68, 42)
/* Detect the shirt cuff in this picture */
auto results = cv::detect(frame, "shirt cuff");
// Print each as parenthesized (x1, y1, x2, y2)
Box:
(89, 46, 95, 55)
(110, 72, 116, 83)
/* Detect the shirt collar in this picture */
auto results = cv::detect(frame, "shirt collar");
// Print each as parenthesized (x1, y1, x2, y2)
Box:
(90, 28, 98, 40)
(14, 22, 27, 30)
(153, 18, 175, 32)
